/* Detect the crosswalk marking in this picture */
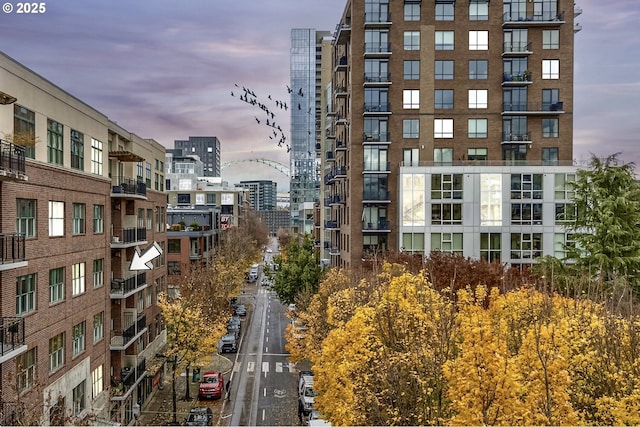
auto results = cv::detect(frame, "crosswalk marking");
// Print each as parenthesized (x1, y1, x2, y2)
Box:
(237, 360, 299, 374)
(262, 361, 270, 373)
(275, 362, 283, 373)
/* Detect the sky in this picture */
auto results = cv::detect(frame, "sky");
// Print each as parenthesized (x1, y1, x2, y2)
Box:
(1, 0, 639, 191)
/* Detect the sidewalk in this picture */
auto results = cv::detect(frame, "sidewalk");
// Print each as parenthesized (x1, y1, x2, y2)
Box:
(138, 353, 234, 426)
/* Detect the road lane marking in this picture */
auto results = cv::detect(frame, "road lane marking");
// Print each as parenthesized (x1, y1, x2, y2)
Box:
(262, 361, 269, 373)
(247, 361, 255, 373)
(276, 362, 283, 373)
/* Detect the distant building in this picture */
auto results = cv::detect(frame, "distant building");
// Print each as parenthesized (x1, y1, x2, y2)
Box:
(257, 210, 291, 237)
(239, 179, 277, 211)
(174, 136, 221, 177)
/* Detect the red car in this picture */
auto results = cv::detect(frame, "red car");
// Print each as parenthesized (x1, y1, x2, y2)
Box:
(198, 371, 224, 400)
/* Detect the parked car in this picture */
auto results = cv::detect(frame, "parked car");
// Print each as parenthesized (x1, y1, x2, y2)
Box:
(217, 333, 238, 353)
(227, 315, 241, 326)
(227, 322, 241, 338)
(185, 407, 213, 426)
(198, 371, 224, 400)
(234, 304, 247, 316)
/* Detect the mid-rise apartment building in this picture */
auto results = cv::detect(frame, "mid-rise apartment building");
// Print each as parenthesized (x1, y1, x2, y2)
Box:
(0, 51, 167, 425)
(174, 136, 221, 177)
(324, 0, 581, 268)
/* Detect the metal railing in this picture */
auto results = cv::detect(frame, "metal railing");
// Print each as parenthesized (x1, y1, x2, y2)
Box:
(0, 233, 26, 265)
(111, 227, 146, 244)
(0, 317, 25, 356)
(111, 176, 146, 197)
(0, 140, 26, 176)
(110, 272, 147, 296)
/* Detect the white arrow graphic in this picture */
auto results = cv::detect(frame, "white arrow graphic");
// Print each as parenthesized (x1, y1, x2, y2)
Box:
(130, 242, 163, 271)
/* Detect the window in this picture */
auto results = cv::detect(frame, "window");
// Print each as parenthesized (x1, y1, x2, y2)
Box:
(511, 203, 543, 224)
(403, 90, 420, 109)
(402, 233, 425, 252)
(168, 261, 181, 275)
(469, 0, 488, 20)
(434, 148, 453, 164)
(481, 174, 502, 225)
(431, 233, 463, 254)
(364, 146, 389, 172)
(435, 2, 454, 20)
(469, 60, 488, 79)
(91, 138, 103, 175)
(542, 147, 559, 165)
(503, 144, 528, 164)
(468, 119, 488, 138)
(146, 286, 152, 307)
(137, 290, 144, 312)
(147, 208, 153, 230)
(206, 193, 216, 204)
(47, 119, 64, 165)
(92, 365, 104, 398)
(49, 333, 64, 372)
(17, 198, 36, 238)
(146, 162, 152, 187)
(72, 321, 85, 356)
(435, 90, 454, 109)
(432, 174, 463, 200)
(404, 31, 420, 50)
(504, 28, 528, 54)
(503, 57, 529, 81)
(70, 130, 84, 171)
(17, 348, 36, 391)
(93, 258, 103, 288)
(469, 31, 488, 50)
(511, 174, 543, 199)
(469, 89, 488, 108)
(432, 203, 462, 224)
(468, 148, 488, 161)
(363, 175, 389, 201)
(177, 193, 191, 204)
(480, 233, 501, 263)
(555, 203, 577, 224)
(542, 59, 559, 79)
(93, 311, 104, 342)
(404, 60, 420, 80)
(403, 119, 419, 138)
(435, 60, 454, 80)
(402, 174, 425, 226)
(542, 88, 559, 111)
(17, 273, 36, 315)
(542, 118, 559, 137)
(72, 262, 85, 295)
(435, 31, 454, 50)
(365, 29, 390, 53)
(404, 1, 420, 21)
(168, 239, 181, 253)
(365, 58, 390, 83)
(554, 233, 575, 259)
(511, 233, 542, 260)
(72, 203, 85, 235)
(136, 162, 144, 181)
(49, 201, 64, 237)
(542, 30, 559, 49)
(72, 381, 85, 415)
(14, 104, 36, 159)
(403, 148, 420, 167)
(434, 119, 454, 138)
(49, 267, 64, 304)
(93, 205, 104, 233)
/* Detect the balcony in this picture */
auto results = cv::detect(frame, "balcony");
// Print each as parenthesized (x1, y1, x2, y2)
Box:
(0, 140, 27, 182)
(362, 191, 391, 202)
(364, 72, 391, 85)
(111, 176, 147, 198)
(502, 72, 532, 85)
(574, 5, 583, 17)
(111, 357, 146, 401)
(110, 272, 147, 299)
(0, 233, 27, 271)
(325, 220, 339, 229)
(363, 103, 391, 114)
(502, 131, 532, 144)
(333, 166, 347, 178)
(336, 55, 348, 69)
(502, 42, 533, 56)
(325, 194, 344, 206)
(502, 101, 564, 114)
(335, 140, 347, 151)
(326, 151, 335, 162)
(362, 220, 391, 232)
(503, 11, 565, 26)
(334, 20, 351, 45)
(363, 132, 390, 143)
(363, 162, 391, 173)
(0, 317, 27, 364)
(364, 12, 391, 25)
(329, 246, 341, 256)
(110, 314, 147, 350)
(335, 86, 348, 97)
(364, 43, 392, 56)
(111, 227, 147, 248)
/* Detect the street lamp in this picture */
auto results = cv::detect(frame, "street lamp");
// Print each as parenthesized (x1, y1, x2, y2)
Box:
(0, 91, 17, 105)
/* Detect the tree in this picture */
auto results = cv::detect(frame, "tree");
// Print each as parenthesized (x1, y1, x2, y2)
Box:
(272, 234, 323, 304)
(158, 293, 220, 423)
(566, 154, 640, 289)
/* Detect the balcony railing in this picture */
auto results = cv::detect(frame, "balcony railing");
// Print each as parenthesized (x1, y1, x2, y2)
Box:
(503, 42, 533, 54)
(364, 43, 392, 54)
(1, 317, 25, 358)
(111, 176, 147, 197)
(503, 11, 565, 23)
(363, 191, 391, 201)
(364, 12, 391, 23)
(364, 103, 391, 113)
(110, 272, 147, 297)
(335, 140, 347, 150)
(325, 194, 344, 205)
(325, 220, 338, 229)
(0, 233, 26, 266)
(502, 72, 532, 83)
(112, 357, 146, 399)
(111, 227, 147, 245)
(110, 314, 147, 349)
(503, 101, 564, 113)
(364, 72, 391, 83)
(362, 220, 391, 231)
(400, 159, 577, 167)
(502, 131, 532, 142)
(363, 132, 390, 143)
(363, 162, 391, 172)
(0, 140, 27, 180)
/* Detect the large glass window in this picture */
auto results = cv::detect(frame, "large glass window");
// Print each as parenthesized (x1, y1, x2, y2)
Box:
(366, 59, 390, 83)
(542, 88, 559, 111)
(168, 239, 181, 253)
(403, 233, 425, 252)
(432, 174, 463, 200)
(404, 31, 420, 50)
(17, 273, 36, 315)
(403, 148, 420, 166)
(365, 88, 389, 112)
(542, 29, 559, 49)
(402, 174, 425, 226)
(480, 233, 501, 263)
(468, 148, 488, 161)
(363, 205, 389, 230)
(554, 173, 575, 199)
(435, 90, 454, 109)
(363, 175, 389, 201)
(468, 119, 488, 138)
(503, 29, 528, 54)
(49, 267, 64, 304)
(47, 119, 64, 165)
(363, 146, 389, 172)
(431, 233, 463, 254)
(365, 29, 390, 53)
(49, 332, 65, 372)
(364, 117, 389, 141)
(511, 203, 543, 224)
(404, 60, 420, 80)
(542, 147, 559, 165)
(511, 233, 542, 260)
(72, 380, 86, 415)
(92, 365, 104, 398)
(434, 148, 453, 164)
(435, 1, 454, 20)
(469, 31, 488, 50)
(469, 90, 488, 108)
(469, 60, 488, 79)
(542, 59, 559, 79)
(480, 174, 502, 226)
(403, 119, 419, 138)
(17, 198, 36, 238)
(434, 119, 454, 138)
(542, 118, 559, 137)
(14, 104, 36, 159)
(469, 0, 488, 20)
(432, 203, 462, 224)
(403, 90, 420, 109)
(91, 138, 103, 175)
(435, 31, 454, 50)
(72, 203, 85, 235)
(404, 1, 420, 21)
(435, 60, 454, 80)
(511, 174, 543, 199)
(70, 130, 84, 171)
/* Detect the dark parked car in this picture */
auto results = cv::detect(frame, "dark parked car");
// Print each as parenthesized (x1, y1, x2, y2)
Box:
(198, 371, 224, 400)
(227, 322, 241, 338)
(217, 333, 238, 353)
(185, 407, 213, 425)
(234, 304, 247, 316)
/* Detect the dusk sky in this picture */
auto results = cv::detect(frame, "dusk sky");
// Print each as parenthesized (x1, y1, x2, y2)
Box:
(1, 0, 638, 191)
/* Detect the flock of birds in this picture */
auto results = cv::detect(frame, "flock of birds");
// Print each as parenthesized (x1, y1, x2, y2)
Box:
(230, 83, 311, 154)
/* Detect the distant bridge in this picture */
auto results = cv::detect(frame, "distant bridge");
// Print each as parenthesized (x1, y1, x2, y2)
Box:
(221, 158, 290, 178)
